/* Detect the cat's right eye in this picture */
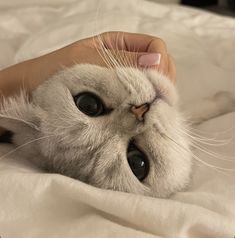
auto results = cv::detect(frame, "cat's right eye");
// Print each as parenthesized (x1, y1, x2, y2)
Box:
(127, 143, 149, 181)
(74, 92, 105, 117)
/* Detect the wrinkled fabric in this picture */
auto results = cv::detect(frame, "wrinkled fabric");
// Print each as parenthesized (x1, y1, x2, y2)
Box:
(0, 0, 235, 237)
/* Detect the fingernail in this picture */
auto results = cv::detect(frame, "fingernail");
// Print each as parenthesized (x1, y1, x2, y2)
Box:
(138, 53, 161, 67)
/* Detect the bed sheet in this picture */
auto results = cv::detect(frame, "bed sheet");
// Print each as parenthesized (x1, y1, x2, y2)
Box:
(0, 0, 235, 237)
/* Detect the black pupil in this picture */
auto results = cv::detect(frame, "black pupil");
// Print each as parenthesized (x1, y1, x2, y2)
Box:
(75, 93, 104, 117)
(127, 144, 149, 181)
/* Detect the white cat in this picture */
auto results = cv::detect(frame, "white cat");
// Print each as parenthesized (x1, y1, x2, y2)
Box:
(0, 64, 192, 197)
(0, 64, 234, 197)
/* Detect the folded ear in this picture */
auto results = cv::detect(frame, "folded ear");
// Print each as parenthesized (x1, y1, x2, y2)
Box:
(0, 92, 39, 135)
(0, 116, 39, 135)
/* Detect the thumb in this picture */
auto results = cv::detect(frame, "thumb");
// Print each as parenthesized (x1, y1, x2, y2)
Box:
(108, 50, 161, 69)
(111, 50, 176, 83)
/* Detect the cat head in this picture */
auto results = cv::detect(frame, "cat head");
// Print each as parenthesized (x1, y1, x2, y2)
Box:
(0, 64, 192, 197)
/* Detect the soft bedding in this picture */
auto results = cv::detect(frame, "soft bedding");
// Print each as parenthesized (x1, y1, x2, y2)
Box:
(0, 0, 235, 237)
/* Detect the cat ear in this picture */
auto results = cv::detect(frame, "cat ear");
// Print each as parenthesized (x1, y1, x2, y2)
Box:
(0, 116, 38, 134)
(0, 92, 39, 134)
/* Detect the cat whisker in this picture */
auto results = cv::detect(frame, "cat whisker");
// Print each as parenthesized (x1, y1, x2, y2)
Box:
(118, 32, 132, 68)
(176, 125, 233, 145)
(97, 34, 118, 68)
(183, 117, 235, 136)
(190, 142, 235, 161)
(115, 32, 127, 66)
(92, 34, 113, 68)
(154, 123, 235, 172)
(174, 127, 235, 162)
(163, 133, 235, 174)
(181, 129, 233, 147)
(0, 134, 55, 162)
(93, 36, 114, 68)
(95, 32, 135, 72)
(91, 1, 113, 69)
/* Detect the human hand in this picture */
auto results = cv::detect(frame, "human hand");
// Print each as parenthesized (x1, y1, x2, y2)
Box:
(71, 32, 176, 81)
(0, 31, 176, 97)
(0, 31, 176, 136)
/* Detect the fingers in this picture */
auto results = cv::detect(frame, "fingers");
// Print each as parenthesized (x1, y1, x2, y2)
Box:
(105, 50, 176, 83)
(167, 54, 176, 83)
(84, 32, 175, 82)
(96, 49, 160, 70)
(99, 31, 165, 52)
(98, 32, 168, 73)
(145, 37, 168, 76)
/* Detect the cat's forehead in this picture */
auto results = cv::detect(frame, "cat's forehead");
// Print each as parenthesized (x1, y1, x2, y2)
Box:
(58, 64, 162, 107)
(34, 64, 176, 112)
(62, 64, 127, 100)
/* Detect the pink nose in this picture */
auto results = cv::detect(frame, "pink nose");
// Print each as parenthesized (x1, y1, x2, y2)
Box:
(131, 103, 150, 121)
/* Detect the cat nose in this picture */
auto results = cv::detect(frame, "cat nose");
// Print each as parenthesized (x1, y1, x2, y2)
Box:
(131, 103, 150, 121)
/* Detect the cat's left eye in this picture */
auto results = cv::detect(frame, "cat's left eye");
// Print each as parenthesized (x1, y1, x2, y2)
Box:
(127, 143, 149, 181)
(74, 92, 104, 117)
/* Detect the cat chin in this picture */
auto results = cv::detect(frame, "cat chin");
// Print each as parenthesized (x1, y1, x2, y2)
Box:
(0, 64, 193, 198)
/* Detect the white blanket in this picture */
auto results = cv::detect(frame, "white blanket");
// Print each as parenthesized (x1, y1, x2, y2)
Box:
(0, 0, 235, 237)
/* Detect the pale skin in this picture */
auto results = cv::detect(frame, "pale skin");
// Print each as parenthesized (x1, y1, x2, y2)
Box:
(0, 32, 176, 134)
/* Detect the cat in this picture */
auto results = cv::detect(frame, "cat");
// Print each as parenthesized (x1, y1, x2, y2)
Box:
(0, 62, 234, 198)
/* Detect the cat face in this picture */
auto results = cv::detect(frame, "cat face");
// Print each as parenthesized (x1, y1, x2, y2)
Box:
(17, 64, 191, 198)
